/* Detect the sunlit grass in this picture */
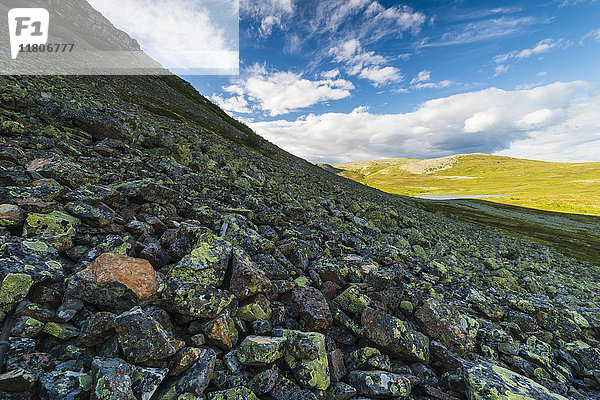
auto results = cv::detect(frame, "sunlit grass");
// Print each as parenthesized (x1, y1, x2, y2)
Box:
(334, 154, 600, 215)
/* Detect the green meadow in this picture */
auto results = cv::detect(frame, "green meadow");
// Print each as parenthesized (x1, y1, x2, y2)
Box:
(332, 153, 600, 216)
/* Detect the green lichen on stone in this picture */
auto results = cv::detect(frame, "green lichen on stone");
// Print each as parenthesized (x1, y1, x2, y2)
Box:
(334, 285, 371, 314)
(206, 387, 259, 400)
(283, 330, 330, 391)
(167, 232, 232, 286)
(237, 336, 286, 365)
(43, 322, 80, 340)
(22, 211, 81, 237)
(0, 273, 33, 312)
(1, 120, 26, 135)
(237, 298, 272, 321)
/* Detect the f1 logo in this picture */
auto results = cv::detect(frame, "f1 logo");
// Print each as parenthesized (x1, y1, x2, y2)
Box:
(8, 8, 49, 59)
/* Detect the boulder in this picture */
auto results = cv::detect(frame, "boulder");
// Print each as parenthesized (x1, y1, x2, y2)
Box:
(348, 370, 412, 398)
(66, 253, 160, 310)
(463, 361, 568, 400)
(362, 307, 429, 364)
(114, 307, 179, 365)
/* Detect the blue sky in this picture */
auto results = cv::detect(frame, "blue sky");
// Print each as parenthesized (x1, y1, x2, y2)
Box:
(183, 0, 600, 163)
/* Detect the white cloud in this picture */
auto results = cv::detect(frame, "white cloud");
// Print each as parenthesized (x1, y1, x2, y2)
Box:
(322, 69, 341, 79)
(408, 71, 456, 90)
(493, 65, 509, 77)
(411, 70, 431, 85)
(211, 94, 251, 114)
(421, 17, 534, 47)
(329, 39, 402, 86)
(215, 67, 355, 116)
(249, 81, 600, 163)
(412, 80, 455, 90)
(580, 28, 600, 45)
(359, 66, 403, 87)
(88, 0, 238, 71)
(494, 38, 570, 63)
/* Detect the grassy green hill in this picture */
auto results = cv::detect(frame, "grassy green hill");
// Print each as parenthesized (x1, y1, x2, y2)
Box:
(332, 153, 600, 215)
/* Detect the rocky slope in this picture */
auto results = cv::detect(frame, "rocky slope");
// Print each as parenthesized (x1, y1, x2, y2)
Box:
(0, 74, 600, 400)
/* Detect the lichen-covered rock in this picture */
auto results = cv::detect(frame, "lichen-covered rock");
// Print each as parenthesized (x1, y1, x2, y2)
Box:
(415, 298, 473, 352)
(327, 382, 356, 400)
(157, 348, 216, 399)
(168, 348, 203, 376)
(0, 185, 62, 204)
(66, 253, 160, 310)
(0, 273, 32, 312)
(114, 179, 179, 204)
(0, 368, 37, 392)
(90, 358, 137, 400)
(11, 316, 44, 338)
(282, 330, 330, 391)
(162, 280, 234, 319)
(284, 286, 332, 331)
(237, 294, 272, 321)
(334, 285, 371, 314)
(39, 369, 92, 400)
(348, 370, 412, 398)
(77, 312, 116, 347)
(206, 386, 260, 400)
(114, 307, 179, 365)
(248, 369, 280, 395)
(229, 249, 272, 300)
(0, 204, 24, 227)
(167, 232, 232, 286)
(362, 307, 430, 364)
(463, 361, 568, 400)
(43, 322, 80, 340)
(65, 201, 113, 227)
(0, 237, 64, 284)
(237, 336, 286, 366)
(22, 211, 80, 237)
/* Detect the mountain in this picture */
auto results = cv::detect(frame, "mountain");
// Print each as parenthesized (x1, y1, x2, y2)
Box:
(1, 74, 600, 399)
(0, 0, 164, 74)
(332, 153, 600, 216)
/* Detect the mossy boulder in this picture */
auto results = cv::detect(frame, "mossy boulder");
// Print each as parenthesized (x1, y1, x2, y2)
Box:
(463, 361, 568, 400)
(362, 307, 430, 364)
(334, 285, 372, 314)
(237, 336, 286, 365)
(348, 370, 412, 398)
(167, 232, 232, 287)
(282, 330, 330, 391)
(114, 179, 179, 204)
(0, 273, 32, 312)
(237, 294, 272, 321)
(206, 386, 259, 400)
(22, 210, 81, 237)
(162, 279, 235, 320)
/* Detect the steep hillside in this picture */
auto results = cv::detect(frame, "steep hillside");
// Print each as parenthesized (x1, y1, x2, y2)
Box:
(333, 153, 600, 215)
(1, 75, 600, 400)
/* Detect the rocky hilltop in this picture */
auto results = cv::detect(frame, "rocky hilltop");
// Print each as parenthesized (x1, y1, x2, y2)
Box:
(0, 74, 600, 400)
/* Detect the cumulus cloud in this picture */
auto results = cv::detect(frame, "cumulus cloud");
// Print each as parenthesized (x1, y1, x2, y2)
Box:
(329, 39, 402, 86)
(214, 66, 354, 116)
(88, 0, 238, 71)
(494, 38, 570, 63)
(407, 71, 456, 90)
(249, 81, 600, 163)
(580, 28, 600, 45)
